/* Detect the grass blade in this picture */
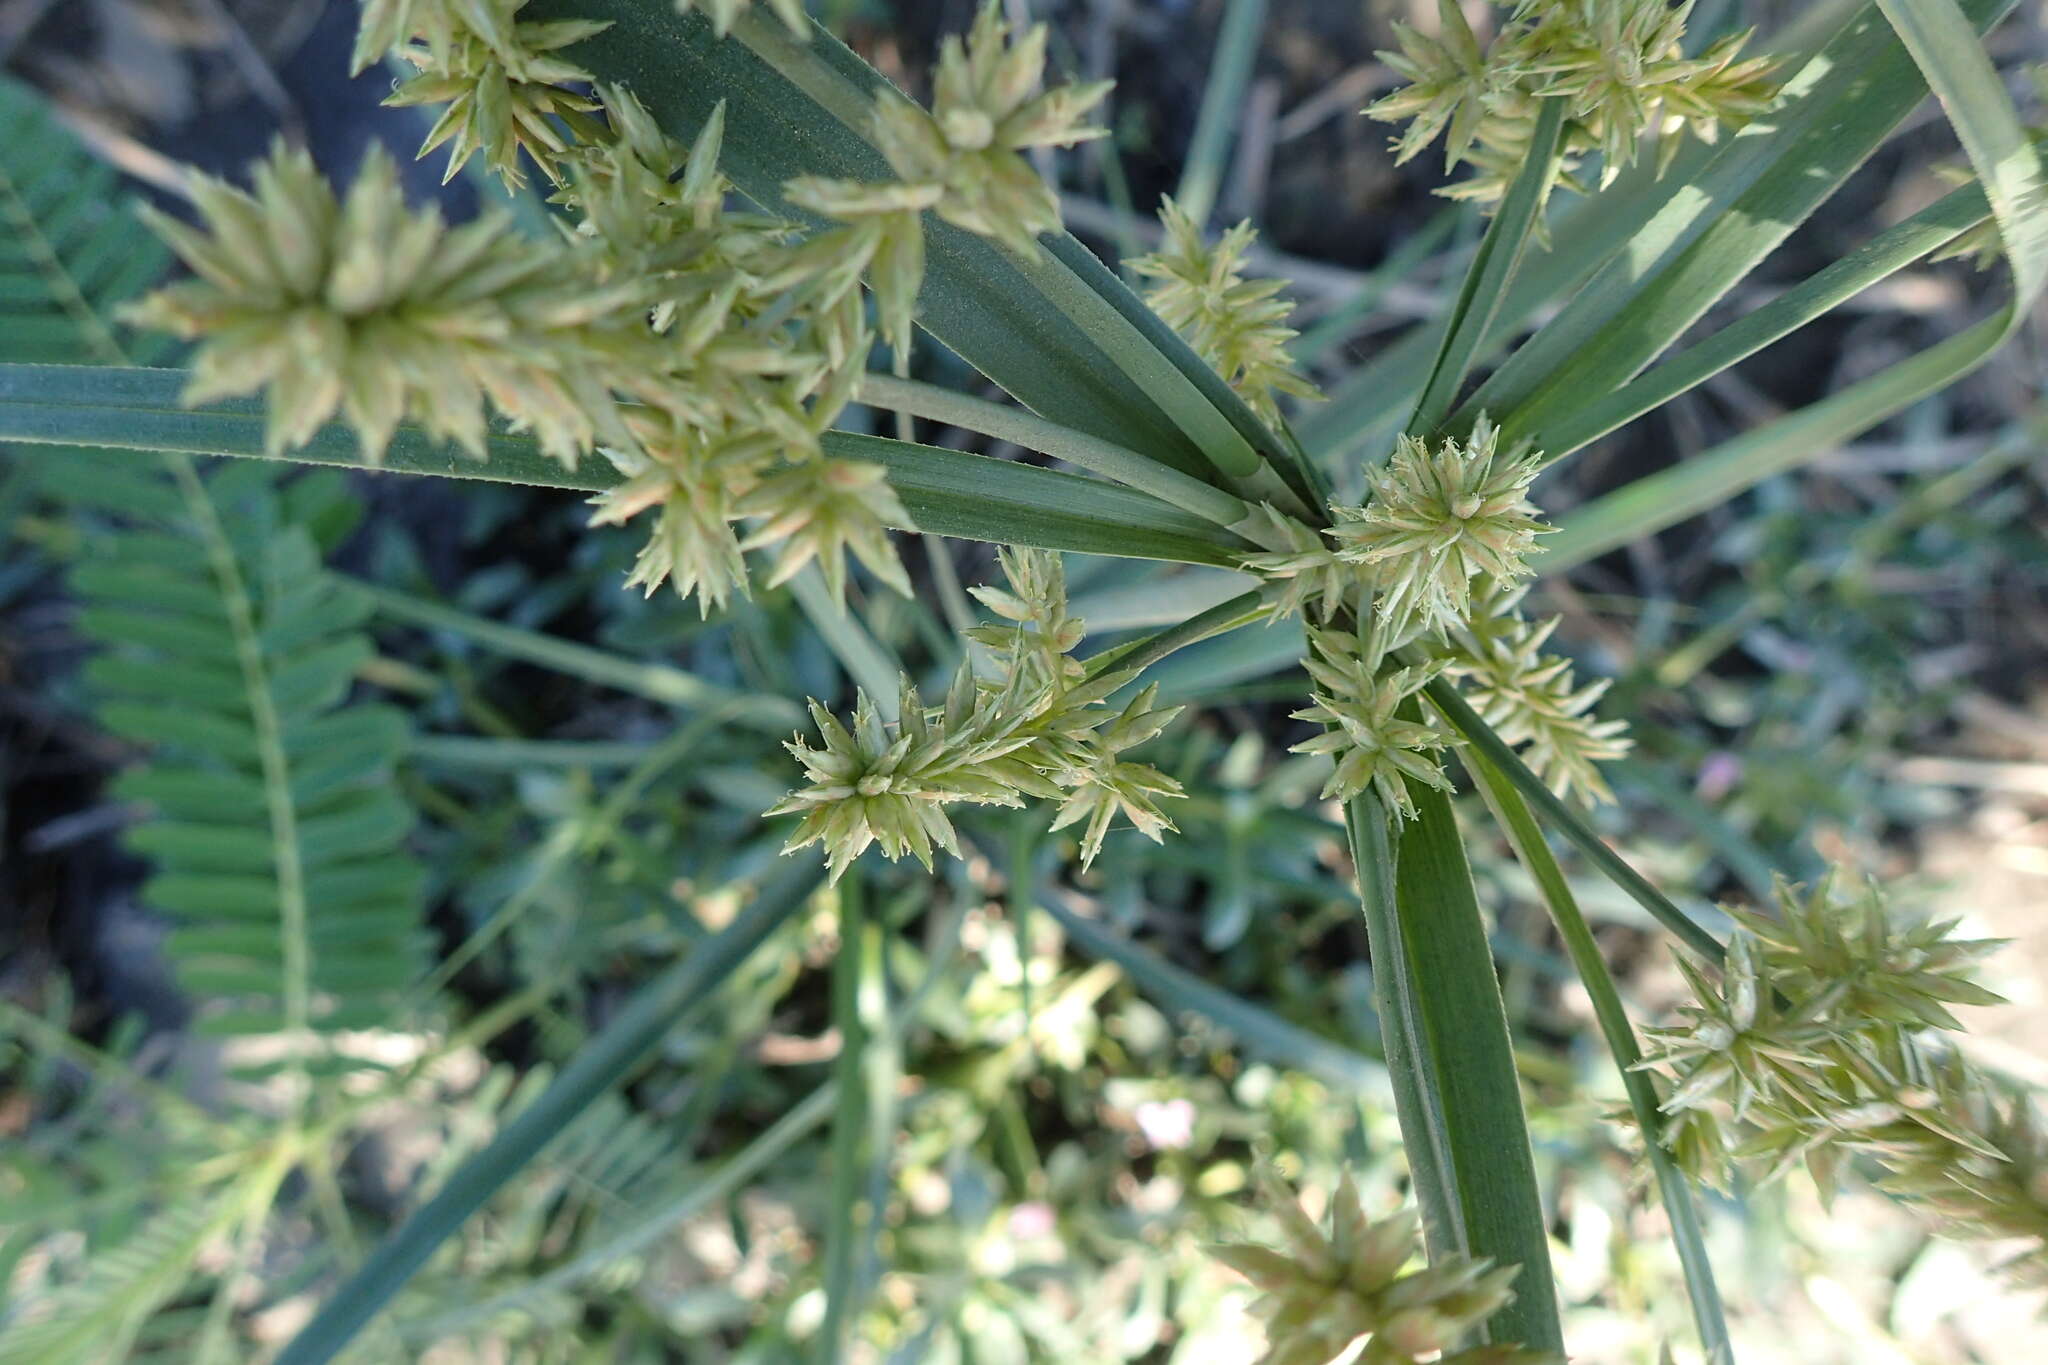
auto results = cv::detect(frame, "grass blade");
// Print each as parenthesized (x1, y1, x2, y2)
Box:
(857, 373, 1251, 528)
(1423, 678, 1725, 963)
(1407, 98, 1567, 438)
(408, 1085, 838, 1342)
(1520, 181, 1990, 461)
(1174, 0, 1267, 225)
(343, 576, 799, 726)
(1462, 750, 1733, 1365)
(817, 873, 868, 1364)
(0, 365, 1246, 566)
(273, 857, 822, 1365)
(1537, 312, 2008, 573)
(1456, 0, 2019, 435)
(1034, 891, 1389, 1096)
(1875, 0, 2048, 312)
(1347, 784, 1563, 1351)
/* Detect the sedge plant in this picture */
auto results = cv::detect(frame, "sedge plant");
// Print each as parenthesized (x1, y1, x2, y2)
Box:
(0, 0, 2043, 1361)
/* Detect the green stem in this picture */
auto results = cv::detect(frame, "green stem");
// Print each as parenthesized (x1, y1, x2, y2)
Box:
(1463, 749, 1733, 1365)
(344, 576, 800, 728)
(1083, 589, 1270, 679)
(1424, 679, 1725, 962)
(1406, 98, 1567, 439)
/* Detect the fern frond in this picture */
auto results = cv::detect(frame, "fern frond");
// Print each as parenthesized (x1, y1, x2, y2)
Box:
(0, 78, 168, 368)
(0, 1195, 235, 1365)
(55, 459, 431, 1069)
(0, 72, 430, 1082)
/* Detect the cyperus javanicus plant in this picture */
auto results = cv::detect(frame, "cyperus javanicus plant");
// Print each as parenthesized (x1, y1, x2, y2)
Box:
(2, 0, 2043, 1360)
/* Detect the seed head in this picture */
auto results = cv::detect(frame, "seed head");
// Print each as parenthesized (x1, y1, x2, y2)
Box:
(1331, 418, 1549, 637)
(1212, 1170, 1559, 1365)
(1133, 198, 1321, 427)
(123, 140, 651, 464)
(1290, 627, 1454, 821)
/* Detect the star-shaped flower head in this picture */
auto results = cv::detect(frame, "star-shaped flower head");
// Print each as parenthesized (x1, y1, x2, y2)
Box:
(124, 139, 649, 465)
(1048, 683, 1185, 867)
(1289, 626, 1454, 821)
(772, 672, 1039, 879)
(1513, 0, 1777, 184)
(1366, 0, 1777, 209)
(1212, 1170, 1560, 1365)
(868, 1, 1112, 260)
(1331, 417, 1549, 637)
(370, 0, 612, 189)
(1367, 0, 1502, 170)
(1635, 931, 1836, 1130)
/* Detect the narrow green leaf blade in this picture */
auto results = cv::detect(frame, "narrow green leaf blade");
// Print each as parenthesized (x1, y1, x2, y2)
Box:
(1458, 0, 2019, 435)
(1349, 786, 1563, 1352)
(1463, 750, 1733, 1365)
(0, 365, 1244, 566)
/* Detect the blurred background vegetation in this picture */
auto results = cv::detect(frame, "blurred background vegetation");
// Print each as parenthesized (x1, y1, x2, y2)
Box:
(1, 1, 2044, 1360)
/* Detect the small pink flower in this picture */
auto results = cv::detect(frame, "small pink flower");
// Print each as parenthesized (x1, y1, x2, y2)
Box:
(1007, 1201, 1057, 1240)
(1134, 1097, 1197, 1151)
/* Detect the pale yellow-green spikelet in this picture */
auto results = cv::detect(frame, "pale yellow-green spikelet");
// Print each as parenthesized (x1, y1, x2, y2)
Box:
(365, 0, 612, 189)
(122, 139, 640, 466)
(785, 0, 1113, 342)
(1288, 624, 1454, 822)
(1330, 416, 1549, 638)
(773, 550, 1183, 876)
(1210, 1170, 1561, 1365)
(1366, 0, 1778, 209)
(1635, 871, 2046, 1281)
(1443, 577, 1630, 805)
(1133, 197, 1321, 427)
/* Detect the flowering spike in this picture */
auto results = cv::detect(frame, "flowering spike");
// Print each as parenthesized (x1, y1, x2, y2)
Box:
(1330, 417, 1548, 637)
(1133, 197, 1321, 426)
(1211, 1171, 1560, 1365)
(1366, 0, 1778, 210)
(1288, 625, 1454, 821)
(123, 140, 647, 466)
(1442, 578, 1630, 805)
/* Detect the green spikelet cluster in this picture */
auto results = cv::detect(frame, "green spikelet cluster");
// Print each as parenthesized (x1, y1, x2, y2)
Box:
(1132, 197, 1321, 427)
(1329, 417, 1548, 637)
(1367, 0, 1778, 208)
(1442, 578, 1630, 805)
(129, 2, 1118, 617)
(1289, 625, 1454, 822)
(1211, 1172, 1561, 1365)
(1638, 873, 2048, 1282)
(772, 549, 1184, 875)
(121, 141, 656, 465)
(358, 0, 611, 189)
(788, 2, 1111, 362)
